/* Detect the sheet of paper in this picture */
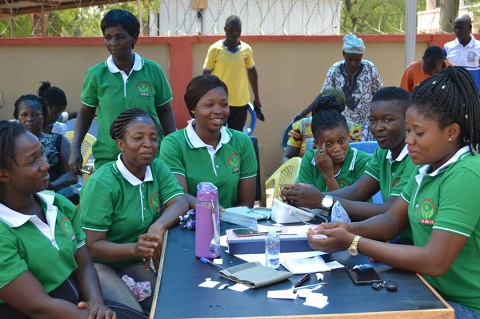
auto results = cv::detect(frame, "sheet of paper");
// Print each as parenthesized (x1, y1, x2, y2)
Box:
(228, 283, 250, 292)
(198, 279, 220, 288)
(235, 250, 326, 266)
(326, 260, 344, 270)
(267, 290, 298, 300)
(303, 293, 329, 309)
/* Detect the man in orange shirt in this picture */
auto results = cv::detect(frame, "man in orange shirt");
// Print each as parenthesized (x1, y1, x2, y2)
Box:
(400, 46, 453, 93)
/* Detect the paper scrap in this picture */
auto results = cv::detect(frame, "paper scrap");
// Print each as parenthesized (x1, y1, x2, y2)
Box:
(326, 260, 344, 270)
(217, 284, 229, 289)
(199, 279, 220, 288)
(228, 283, 250, 292)
(303, 293, 329, 309)
(316, 273, 324, 281)
(213, 258, 223, 264)
(296, 289, 314, 298)
(267, 290, 298, 300)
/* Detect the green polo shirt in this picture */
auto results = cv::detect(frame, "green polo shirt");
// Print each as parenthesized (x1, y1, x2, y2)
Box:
(298, 147, 371, 191)
(159, 122, 257, 208)
(81, 53, 173, 169)
(364, 145, 417, 202)
(80, 157, 183, 269)
(0, 193, 85, 303)
(400, 146, 480, 314)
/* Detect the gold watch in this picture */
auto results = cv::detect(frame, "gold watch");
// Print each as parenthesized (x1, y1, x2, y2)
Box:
(348, 235, 362, 256)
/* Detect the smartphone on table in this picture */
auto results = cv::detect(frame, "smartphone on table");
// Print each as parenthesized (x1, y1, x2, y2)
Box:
(346, 264, 382, 285)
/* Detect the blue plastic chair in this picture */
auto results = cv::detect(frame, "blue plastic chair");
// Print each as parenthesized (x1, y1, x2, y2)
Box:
(243, 103, 257, 136)
(350, 141, 379, 155)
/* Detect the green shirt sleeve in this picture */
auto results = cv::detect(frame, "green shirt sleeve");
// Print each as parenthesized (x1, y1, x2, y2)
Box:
(391, 158, 417, 197)
(298, 150, 315, 184)
(81, 65, 100, 107)
(363, 147, 383, 182)
(0, 230, 28, 290)
(152, 159, 185, 204)
(150, 61, 173, 107)
(80, 177, 116, 232)
(159, 133, 187, 177)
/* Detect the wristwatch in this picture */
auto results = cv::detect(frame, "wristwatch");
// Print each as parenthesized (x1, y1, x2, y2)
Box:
(348, 235, 362, 256)
(321, 195, 334, 216)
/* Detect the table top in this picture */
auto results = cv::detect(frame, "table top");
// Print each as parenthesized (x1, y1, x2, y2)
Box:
(151, 221, 453, 319)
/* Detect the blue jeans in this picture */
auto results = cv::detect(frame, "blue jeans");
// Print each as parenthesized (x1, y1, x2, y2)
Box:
(94, 262, 157, 314)
(448, 301, 480, 319)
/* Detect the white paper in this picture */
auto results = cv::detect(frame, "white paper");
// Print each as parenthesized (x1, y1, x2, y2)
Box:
(282, 255, 330, 274)
(235, 250, 326, 266)
(303, 293, 329, 309)
(228, 283, 250, 292)
(267, 290, 298, 300)
(326, 260, 344, 270)
(198, 279, 220, 288)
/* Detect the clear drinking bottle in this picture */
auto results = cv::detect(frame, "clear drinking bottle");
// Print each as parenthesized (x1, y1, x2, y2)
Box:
(195, 182, 221, 258)
(265, 228, 280, 269)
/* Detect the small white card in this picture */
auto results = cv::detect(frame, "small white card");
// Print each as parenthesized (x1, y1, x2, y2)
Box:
(198, 279, 220, 288)
(228, 283, 250, 292)
(267, 290, 298, 300)
(303, 293, 329, 309)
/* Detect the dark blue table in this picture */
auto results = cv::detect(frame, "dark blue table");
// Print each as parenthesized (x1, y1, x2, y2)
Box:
(151, 222, 453, 319)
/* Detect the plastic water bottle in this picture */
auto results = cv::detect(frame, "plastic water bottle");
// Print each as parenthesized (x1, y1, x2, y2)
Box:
(265, 228, 280, 269)
(195, 182, 220, 259)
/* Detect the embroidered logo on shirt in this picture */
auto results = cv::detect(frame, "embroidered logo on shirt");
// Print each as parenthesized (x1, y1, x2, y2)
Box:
(337, 179, 350, 188)
(137, 81, 152, 97)
(60, 217, 77, 242)
(227, 153, 241, 173)
(417, 198, 438, 225)
(149, 192, 162, 213)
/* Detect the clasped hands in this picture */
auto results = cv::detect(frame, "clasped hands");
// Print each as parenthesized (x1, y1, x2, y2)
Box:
(307, 222, 356, 253)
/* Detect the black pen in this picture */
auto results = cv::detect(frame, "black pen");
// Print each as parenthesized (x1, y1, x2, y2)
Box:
(291, 273, 310, 289)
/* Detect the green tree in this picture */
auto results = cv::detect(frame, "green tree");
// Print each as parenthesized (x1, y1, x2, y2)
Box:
(341, 0, 426, 34)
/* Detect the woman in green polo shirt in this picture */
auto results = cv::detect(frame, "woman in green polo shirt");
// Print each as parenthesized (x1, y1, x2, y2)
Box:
(297, 94, 371, 192)
(0, 121, 115, 318)
(159, 75, 258, 209)
(308, 66, 480, 318)
(80, 109, 188, 315)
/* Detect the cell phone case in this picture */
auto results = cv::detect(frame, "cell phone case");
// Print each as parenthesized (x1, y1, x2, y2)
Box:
(346, 265, 382, 285)
(219, 262, 292, 288)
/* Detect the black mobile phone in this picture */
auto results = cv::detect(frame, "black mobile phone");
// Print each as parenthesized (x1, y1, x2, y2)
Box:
(232, 228, 268, 237)
(346, 264, 382, 285)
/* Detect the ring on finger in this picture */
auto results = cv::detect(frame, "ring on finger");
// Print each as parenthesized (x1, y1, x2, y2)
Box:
(319, 150, 324, 155)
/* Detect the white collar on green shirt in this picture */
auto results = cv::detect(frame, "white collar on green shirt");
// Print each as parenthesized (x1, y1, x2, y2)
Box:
(184, 120, 231, 151)
(415, 145, 470, 184)
(115, 154, 153, 186)
(386, 144, 409, 163)
(0, 192, 60, 248)
(106, 52, 143, 75)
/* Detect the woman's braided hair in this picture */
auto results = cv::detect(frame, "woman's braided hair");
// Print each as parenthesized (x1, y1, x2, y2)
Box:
(0, 120, 27, 170)
(110, 108, 158, 140)
(410, 66, 480, 152)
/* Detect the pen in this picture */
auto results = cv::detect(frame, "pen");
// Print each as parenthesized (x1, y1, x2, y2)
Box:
(200, 257, 224, 271)
(292, 282, 328, 293)
(291, 273, 310, 289)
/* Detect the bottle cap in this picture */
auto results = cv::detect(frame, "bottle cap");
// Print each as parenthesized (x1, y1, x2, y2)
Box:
(196, 182, 218, 201)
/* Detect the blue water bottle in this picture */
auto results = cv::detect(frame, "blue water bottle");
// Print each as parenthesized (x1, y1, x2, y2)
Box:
(195, 182, 220, 258)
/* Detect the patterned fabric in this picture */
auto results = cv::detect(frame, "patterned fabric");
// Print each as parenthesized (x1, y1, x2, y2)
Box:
(322, 60, 383, 141)
(287, 117, 362, 157)
(40, 133, 63, 181)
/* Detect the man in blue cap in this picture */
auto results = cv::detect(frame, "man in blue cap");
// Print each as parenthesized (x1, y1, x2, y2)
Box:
(293, 34, 383, 141)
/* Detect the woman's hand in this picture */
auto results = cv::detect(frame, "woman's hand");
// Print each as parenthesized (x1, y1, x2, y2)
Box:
(281, 183, 323, 208)
(77, 301, 116, 319)
(133, 233, 161, 271)
(68, 147, 84, 175)
(307, 224, 354, 252)
(314, 144, 334, 176)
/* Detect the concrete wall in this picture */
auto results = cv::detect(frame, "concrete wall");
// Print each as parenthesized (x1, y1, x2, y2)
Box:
(0, 34, 455, 177)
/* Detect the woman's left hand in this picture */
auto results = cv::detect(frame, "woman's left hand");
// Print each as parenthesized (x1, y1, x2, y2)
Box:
(78, 301, 116, 319)
(314, 143, 334, 176)
(307, 226, 355, 253)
